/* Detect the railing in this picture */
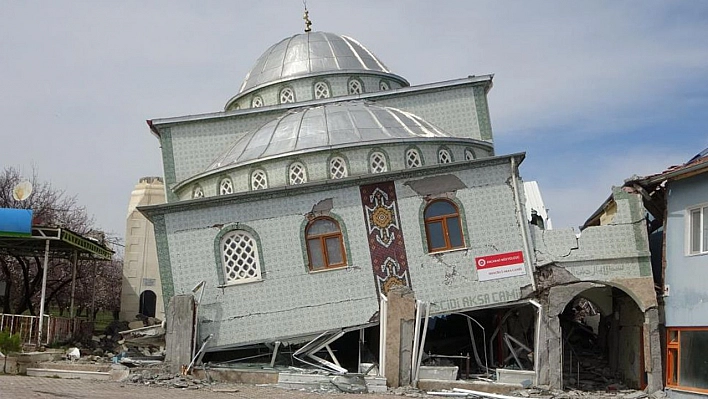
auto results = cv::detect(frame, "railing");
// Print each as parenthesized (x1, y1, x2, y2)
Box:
(0, 313, 92, 346)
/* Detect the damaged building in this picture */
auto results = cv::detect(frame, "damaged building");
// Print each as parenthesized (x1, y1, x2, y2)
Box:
(139, 27, 662, 392)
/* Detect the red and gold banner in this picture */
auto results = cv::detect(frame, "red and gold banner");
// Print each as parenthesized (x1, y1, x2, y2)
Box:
(360, 181, 412, 296)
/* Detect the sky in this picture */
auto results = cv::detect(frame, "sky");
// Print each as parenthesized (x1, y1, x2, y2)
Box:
(1, 1, 707, 246)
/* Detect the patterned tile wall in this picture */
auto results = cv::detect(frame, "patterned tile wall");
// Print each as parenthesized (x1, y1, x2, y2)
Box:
(377, 85, 482, 141)
(161, 159, 537, 347)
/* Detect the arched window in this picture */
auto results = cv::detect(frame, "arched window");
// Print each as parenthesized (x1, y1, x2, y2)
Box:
(289, 162, 307, 185)
(279, 87, 295, 104)
(305, 217, 347, 271)
(329, 156, 348, 179)
(464, 149, 475, 161)
(424, 200, 465, 253)
(314, 81, 330, 99)
(252, 96, 263, 108)
(193, 185, 204, 198)
(379, 80, 390, 91)
(219, 178, 233, 195)
(251, 169, 268, 190)
(406, 148, 422, 168)
(221, 230, 261, 284)
(348, 78, 364, 95)
(438, 148, 452, 164)
(370, 151, 388, 173)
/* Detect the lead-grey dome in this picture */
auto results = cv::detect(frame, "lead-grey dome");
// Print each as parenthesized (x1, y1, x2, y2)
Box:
(206, 102, 448, 172)
(234, 32, 408, 98)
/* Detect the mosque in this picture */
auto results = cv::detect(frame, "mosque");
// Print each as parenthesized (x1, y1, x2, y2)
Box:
(140, 16, 661, 391)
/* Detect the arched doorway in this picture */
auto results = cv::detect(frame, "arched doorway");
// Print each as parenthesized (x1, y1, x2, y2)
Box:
(139, 290, 157, 318)
(560, 286, 645, 390)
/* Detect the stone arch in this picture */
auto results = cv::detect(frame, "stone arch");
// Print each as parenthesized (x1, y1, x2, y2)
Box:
(538, 281, 662, 392)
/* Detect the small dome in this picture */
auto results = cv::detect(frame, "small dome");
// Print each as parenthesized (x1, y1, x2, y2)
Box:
(207, 102, 448, 172)
(234, 32, 408, 98)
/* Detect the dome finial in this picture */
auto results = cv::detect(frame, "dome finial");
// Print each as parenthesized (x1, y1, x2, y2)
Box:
(303, 1, 312, 33)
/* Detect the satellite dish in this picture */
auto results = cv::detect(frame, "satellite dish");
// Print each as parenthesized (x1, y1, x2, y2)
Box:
(12, 180, 33, 201)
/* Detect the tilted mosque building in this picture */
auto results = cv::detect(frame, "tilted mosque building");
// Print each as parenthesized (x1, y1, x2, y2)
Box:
(141, 26, 662, 391)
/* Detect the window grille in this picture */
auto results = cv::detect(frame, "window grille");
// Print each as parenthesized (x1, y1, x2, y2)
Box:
(329, 157, 348, 179)
(221, 230, 261, 284)
(464, 149, 475, 161)
(279, 87, 295, 104)
(379, 80, 390, 91)
(314, 82, 330, 99)
(438, 149, 452, 164)
(219, 178, 233, 195)
(348, 79, 363, 95)
(193, 186, 204, 198)
(252, 96, 263, 108)
(370, 151, 388, 173)
(289, 162, 307, 185)
(406, 149, 422, 168)
(251, 169, 268, 190)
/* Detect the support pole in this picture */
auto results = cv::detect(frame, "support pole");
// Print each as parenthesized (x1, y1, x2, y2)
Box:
(69, 251, 78, 318)
(37, 239, 50, 346)
(90, 258, 97, 321)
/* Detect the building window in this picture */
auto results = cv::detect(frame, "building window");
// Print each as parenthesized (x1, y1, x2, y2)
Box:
(193, 185, 204, 199)
(406, 148, 422, 168)
(219, 178, 233, 195)
(289, 162, 307, 185)
(252, 96, 263, 108)
(251, 169, 268, 190)
(688, 205, 708, 255)
(379, 80, 390, 91)
(464, 149, 475, 161)
(424, 199, 465, 253)
(279, 87, 295, 104)
(305, 217, 347, 271)
(370, 151, 388, 174)
(667, 328, 708, 392)
(348, 78, 363, 95)
(438, 148, 452, 164)
(221, 230, 262, 285)
(314, 81, 330, 99)
(329, 156, 348, 179)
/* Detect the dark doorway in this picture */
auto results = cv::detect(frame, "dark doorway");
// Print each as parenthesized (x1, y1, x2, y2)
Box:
(139, 290, 157, 317)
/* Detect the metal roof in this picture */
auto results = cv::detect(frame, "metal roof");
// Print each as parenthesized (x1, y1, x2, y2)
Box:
(0, 226, 114, 260)
(205, 101, 449, 173)
(234, 32, 408, 99)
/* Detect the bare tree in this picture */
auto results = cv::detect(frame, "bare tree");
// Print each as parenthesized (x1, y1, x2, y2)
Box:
(0, 166, 112, 316)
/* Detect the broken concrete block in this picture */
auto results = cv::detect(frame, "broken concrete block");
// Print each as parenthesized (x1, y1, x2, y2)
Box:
(331, 375, 367, 394)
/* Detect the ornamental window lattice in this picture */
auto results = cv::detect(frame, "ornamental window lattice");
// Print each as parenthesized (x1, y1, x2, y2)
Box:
(314, 82, 330, 99)
(348, 79, 363, 95)
(406, 149, 422, 168)
(219, 178, 233, 195)
(251, 169, 268, 190)
(379, 80, 390, 91)
(329, 157, 348, 179)
(279, 87, 295, 104)
(370, 152, 388, 173)
(464, 149, 475, 161)
(193, 186, 204, 198)
(221, 230, 261, 284)
(252, 96, 263, 108)
(289, 162, 307, 185)
(438, 149, 452, 164)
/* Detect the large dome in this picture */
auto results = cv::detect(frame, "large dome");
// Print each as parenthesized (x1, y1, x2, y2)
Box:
(206, 102, 448, 172)
(236, 31, 408, 96)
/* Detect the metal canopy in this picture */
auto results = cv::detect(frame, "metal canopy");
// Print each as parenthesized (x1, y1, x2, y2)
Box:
(0, 226, 113, 260)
